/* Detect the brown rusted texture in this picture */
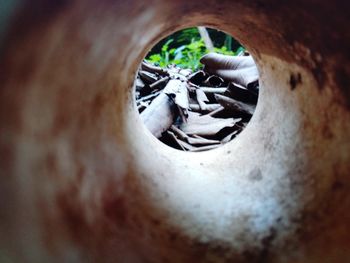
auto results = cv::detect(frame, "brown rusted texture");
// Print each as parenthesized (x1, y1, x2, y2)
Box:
(0, 0, 350, 262)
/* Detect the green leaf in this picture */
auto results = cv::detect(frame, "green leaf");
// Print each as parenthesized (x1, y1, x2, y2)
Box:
(147, 54, 161, 63)
(145, 28, 244, 71)
(161, 39, 174, 52)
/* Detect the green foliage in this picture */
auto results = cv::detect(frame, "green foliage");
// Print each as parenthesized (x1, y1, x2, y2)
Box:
(146, 28, 245, 71)
(175, 28, 201, 44)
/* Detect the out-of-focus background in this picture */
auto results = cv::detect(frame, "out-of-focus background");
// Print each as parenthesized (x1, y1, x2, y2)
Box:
(146, 27, 245, 70)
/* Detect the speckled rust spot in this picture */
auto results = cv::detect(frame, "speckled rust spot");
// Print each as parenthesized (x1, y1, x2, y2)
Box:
(91, 93, 106, 118)
(289, 72, 302, 91)
(248, 168, 263, 181)
(103, 196, 127, 225)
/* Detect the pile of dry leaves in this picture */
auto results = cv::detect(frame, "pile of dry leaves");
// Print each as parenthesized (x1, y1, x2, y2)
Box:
(135, 53, 259, 152)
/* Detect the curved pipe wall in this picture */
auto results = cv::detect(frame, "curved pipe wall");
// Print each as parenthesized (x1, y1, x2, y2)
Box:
(1, 1, 350, 262)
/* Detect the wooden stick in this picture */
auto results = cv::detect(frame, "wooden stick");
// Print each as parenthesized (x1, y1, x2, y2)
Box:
(221, 130, 239, 143)
(141, 61, 169, 76)
(177, 139, 196, 151)
(170, 125, 189, 141)
(149, 76, 169, 90)
(190, 144, 220, 152)
(199, 87, 227, 94)
(189, 103, 221, 113)
(139, 70, 158, 84)
(214, 94, 255, 116)
(196, 88, 209, 111)
(166, 131, 186, 151)
(188, 135, 220, 145)
(136, 91, 161, 103)
(196, 88, 209, 102)
(207, 106, 225, 117)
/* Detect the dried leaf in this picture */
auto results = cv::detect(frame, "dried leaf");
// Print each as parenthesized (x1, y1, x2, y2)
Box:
(164, 79, 189, 109)
(179, 112, 239, 136)
(225, 83, 258, 104)
(189, 103, 221, 113)
(203, 75, 224, 87)
(208, 67, 259, 89)
(196, 88, 209, 102)
(188, 70, 207, 84)
(200, 53, 256, 70)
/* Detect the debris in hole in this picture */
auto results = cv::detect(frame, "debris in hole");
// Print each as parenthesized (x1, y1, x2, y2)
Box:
(135, 52, 259, 151)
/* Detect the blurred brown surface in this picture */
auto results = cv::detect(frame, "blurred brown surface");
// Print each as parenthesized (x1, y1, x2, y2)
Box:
(0, 0, 350, 262)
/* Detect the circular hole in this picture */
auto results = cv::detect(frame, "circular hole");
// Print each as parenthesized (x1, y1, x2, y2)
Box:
(134, 27, 259, 152)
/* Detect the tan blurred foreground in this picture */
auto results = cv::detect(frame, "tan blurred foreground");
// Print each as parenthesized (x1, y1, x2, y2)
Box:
(0, 1, 350, 262)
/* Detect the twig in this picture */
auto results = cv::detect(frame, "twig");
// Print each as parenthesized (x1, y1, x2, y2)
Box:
(149, 76, 170, 90)
(170, 125, 189, 141)
(166, 131, 186, 151)
(189, 103, 221, 113)
(139, 70, 158, 84)
(189, 135, 220, 145)
(170, 125, 219, 145)
(207, 106, 225, 117)
(136, 91, 161, 103)
(190, 144, 220, 152)
(141, 61, 169, 76)
(199, 87, 227, 94)
(221, 130, 239, 143)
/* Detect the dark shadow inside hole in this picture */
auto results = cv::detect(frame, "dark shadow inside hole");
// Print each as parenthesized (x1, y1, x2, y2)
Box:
(134, 27, 259, 152)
